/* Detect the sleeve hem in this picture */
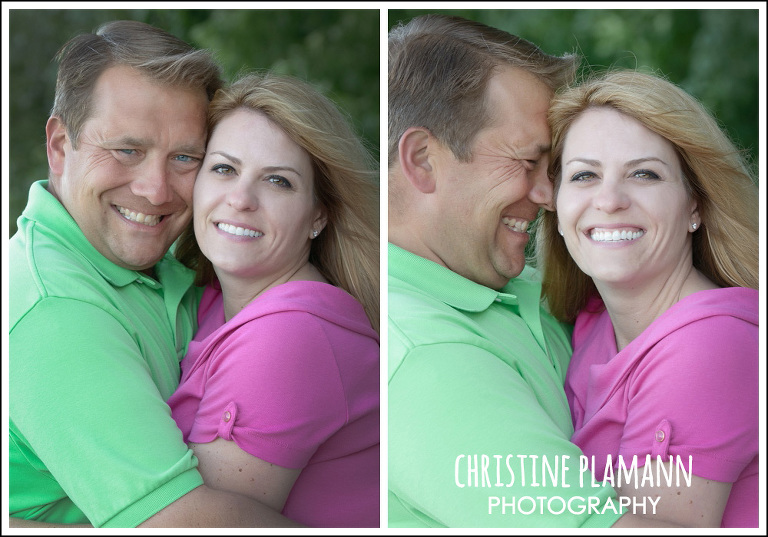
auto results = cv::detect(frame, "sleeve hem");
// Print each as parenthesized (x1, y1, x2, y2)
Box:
(100, 469, 204, 528)
(618, 447, 747, 483)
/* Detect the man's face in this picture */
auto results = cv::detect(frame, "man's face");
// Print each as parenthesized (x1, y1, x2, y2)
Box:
(48, 65, 208, 271)
(426, 65, 554, 289)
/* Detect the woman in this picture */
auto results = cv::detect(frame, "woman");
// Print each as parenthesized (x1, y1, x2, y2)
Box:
(536, 70, 758, 527)
(171, 72, 380, 527)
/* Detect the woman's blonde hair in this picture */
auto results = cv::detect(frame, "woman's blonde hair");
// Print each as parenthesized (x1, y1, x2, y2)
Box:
(537, 69, 758, 323)
(176, 72, 380, 331)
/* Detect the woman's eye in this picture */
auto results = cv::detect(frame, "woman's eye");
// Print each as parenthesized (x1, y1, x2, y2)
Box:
(570, 171, 596, 182)
(212, 163, 235, 174)
(633, 169, 660, 180)
(268, 175, 292, 188)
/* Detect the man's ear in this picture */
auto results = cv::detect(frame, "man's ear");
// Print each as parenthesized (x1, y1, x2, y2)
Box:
(398, 126, 437, 194)
(46, 116, 69, 178)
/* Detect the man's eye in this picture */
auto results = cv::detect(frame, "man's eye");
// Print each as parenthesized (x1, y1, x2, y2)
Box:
(174, 155, 198, 163)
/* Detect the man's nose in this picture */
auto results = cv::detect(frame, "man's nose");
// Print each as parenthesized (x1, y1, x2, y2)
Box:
(529, 166, 555, 211)
(130, 159, 173, 205)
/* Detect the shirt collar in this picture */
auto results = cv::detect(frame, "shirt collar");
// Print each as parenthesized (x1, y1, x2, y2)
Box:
(388, 242, 549, 353)
(388, 242, 542, 311)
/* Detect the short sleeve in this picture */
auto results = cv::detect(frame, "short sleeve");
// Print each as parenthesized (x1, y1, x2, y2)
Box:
(10, 298, 202, 527)
(619, 315, 758, 481)
(187, 311, 347, 468)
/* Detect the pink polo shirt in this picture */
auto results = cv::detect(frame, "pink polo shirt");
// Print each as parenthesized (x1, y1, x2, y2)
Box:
(168, 280, 380, 527)
(565, 287, 758, 528)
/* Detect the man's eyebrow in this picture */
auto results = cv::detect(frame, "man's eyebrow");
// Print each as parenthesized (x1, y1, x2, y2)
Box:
(104, 137, 205, 155)
(175, 144, 206, 156)
(105, 136, 149, 147)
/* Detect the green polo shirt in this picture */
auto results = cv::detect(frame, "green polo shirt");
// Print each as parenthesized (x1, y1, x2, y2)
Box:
(9, 180, 204, 527)
(388, 243, 623, 528)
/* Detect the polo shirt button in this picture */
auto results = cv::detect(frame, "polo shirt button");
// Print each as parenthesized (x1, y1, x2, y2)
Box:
(655, 430, 665, 442)
(223, 411, 231, 422)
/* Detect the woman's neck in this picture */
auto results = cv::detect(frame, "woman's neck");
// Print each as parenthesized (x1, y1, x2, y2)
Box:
(217, 261, 328, 322)
(595, 264, 719, 351)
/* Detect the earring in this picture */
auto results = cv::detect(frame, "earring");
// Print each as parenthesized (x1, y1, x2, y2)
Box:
(558, 227, 564, 236)
(312, 230, 319, 238)
(691, 222, 698, 231)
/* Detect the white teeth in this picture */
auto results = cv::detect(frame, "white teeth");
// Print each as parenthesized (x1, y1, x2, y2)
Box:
(217, 222, 263, 238)
(117, 206, 161, 226)
(502, 217, 529, 233)
(590, 229, 644, 242)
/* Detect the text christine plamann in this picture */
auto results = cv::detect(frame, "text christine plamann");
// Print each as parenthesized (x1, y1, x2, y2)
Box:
(455, 454, 693, 516)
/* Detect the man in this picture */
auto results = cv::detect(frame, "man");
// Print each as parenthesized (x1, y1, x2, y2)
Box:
(387, 14, 663, 528)
(9, 20, 298, 528)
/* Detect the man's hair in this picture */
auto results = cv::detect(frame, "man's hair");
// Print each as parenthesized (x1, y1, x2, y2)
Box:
(388, 14, 579, 167)
(51, 20, 223, 148)
(175, 72, 380, 331)
(537, 69, 759, 322)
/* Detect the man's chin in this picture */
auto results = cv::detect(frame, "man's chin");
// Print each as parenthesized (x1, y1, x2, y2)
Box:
(108, 246, 169, 273)
(494, 262, 526, 287)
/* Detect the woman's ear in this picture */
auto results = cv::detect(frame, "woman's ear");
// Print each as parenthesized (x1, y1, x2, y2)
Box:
(398, 126, 437, 194)
(310, 207, 328, 240)
(688, 199, 701, 232)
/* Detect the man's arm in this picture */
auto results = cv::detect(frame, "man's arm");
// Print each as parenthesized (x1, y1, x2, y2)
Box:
(11, 299, 293, 527)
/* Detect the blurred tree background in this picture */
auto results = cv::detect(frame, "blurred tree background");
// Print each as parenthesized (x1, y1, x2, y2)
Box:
(8, 8, 380, 237)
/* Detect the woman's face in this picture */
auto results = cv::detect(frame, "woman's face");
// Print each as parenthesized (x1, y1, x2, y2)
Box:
(555, 107, 699, 290)
(193, 108, 324, 284)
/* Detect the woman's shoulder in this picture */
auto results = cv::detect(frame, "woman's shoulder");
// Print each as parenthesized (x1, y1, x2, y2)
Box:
(634, 288, 758, 371)
(237, 281, 377, 340)
(662, 287, 758, 331)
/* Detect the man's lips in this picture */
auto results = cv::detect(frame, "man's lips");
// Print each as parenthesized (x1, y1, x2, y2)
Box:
(115, 205, 164, 227)
(502, 217, 530, 233)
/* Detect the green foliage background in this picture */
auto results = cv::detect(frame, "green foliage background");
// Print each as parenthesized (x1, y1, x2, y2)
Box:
(7, 8, 380, 237)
